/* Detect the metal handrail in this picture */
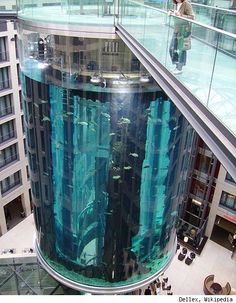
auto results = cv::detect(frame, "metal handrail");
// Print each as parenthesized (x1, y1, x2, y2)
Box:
(128, 0, 236, 39)
(191, 2, 236, 14)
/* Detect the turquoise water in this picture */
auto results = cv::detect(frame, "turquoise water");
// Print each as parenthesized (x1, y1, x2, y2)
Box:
(22, 67, 191, 288)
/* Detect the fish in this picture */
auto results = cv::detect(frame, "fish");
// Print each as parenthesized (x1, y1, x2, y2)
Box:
(129, 153, 138, 158)
(109, 133, 116, 136)
(113, 175, 121, 180)
(173, 125, 180, 130)
(42, 116, 50, 122)
(78, 122, 88, 126)
(113, 167, 120, 171)
(101, 113, 111, 119)
(124, 166, 132, 170)
(118, 117, 131, 124)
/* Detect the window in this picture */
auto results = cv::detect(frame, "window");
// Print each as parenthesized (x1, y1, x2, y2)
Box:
(19, 92, 22, 110)
(28, 152, 37, 172)
(41, 131, 45, 152)
(0, 95, 13, 117)
(0, 143, 18, 168)
(0, 67, 10, 90)
(25, 77, 32, 98)
(26, 166, 30, 179)
(27, 128, 35, 149)
(14, 34, 19, 59)
(17, 64, 21, 84)
(0, 119, 15, 143)
(42, 156, 47, 173)
(14, 35, 18, 58)
(38, 82, 48, 100)
(195, 153, 212, 175)
(190, 178, 206, 200)
(21, 115, 25, 134)
(0, 37, 8, 62)
(54, 36, 66, 45)
(31, 181, 40, 199)
(1, 171, 21, 194)
(72, 37, 84, 46)
(220, 191, 236, 212)
(225, 172, 236, 184)
(0, 21, 7, 32)
(44, 184, 48, 200)
(23, 138, 27, 155)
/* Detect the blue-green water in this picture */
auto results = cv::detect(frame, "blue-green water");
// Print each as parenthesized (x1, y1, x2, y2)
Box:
(22, 71, 190, 289)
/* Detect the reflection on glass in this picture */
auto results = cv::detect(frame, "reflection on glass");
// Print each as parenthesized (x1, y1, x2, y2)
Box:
(19, 28, 192, 290)
(17, 0, 114, 26)
(119, 0, 236, 136)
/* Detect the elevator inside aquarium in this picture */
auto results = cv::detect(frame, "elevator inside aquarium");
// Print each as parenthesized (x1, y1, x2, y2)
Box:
(17, 19, 193, 294)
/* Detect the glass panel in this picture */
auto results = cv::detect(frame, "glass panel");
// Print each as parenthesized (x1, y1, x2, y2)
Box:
(162, 1, 236, 34)
(18, 26, 194, 288)
(0, 265, 14, 285)
(220, 191, 236, 211)
(191, 4, 236, 34)
(0, 257, 63, 295)
(119, 0, 236, 136)
(0, 95, 13, 117)
(0, 1, 17, 12)
(0, 274, 19, 295)
(17, 0, 114, 27)
(208, 33, 236, 133)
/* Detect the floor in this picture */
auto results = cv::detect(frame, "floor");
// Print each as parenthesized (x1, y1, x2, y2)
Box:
(0, 214, 235, 295)
(164, 240, 236, 295)
(0, 214, 35, 257)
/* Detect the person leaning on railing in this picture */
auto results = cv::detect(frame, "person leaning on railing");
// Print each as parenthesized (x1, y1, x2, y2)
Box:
(168, 0, 195, 75)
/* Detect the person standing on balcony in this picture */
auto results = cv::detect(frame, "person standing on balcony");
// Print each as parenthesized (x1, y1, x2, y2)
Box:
(168, 0, 195, 75)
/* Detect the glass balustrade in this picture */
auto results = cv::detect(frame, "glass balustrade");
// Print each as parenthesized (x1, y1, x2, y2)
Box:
(17, 0, 115, 27)
(144, 0, 236, 34)
(191, 3, 236, 34)
(119, 0, 236, 135)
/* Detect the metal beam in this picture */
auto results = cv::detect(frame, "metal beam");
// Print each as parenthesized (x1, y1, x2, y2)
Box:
(116, 24, 236, 181)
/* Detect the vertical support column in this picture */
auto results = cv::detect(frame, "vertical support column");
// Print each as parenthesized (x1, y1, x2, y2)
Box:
(6, 20, 31, 219)
(205, 165, 224, 238)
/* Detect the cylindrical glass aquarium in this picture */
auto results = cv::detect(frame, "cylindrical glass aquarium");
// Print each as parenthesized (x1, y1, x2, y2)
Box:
(17, 7, 193, 293)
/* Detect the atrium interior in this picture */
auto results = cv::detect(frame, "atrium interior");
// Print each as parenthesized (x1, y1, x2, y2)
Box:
(0, 0, 235, 296)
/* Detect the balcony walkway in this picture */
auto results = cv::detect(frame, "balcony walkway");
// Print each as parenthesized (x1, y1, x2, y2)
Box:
(17, 2, 236, 179)
(17, 3, 236, 134)
(120, 1, 236, 136)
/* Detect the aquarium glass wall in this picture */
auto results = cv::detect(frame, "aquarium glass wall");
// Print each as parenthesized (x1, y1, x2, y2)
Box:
(18, 24, 194, 291)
